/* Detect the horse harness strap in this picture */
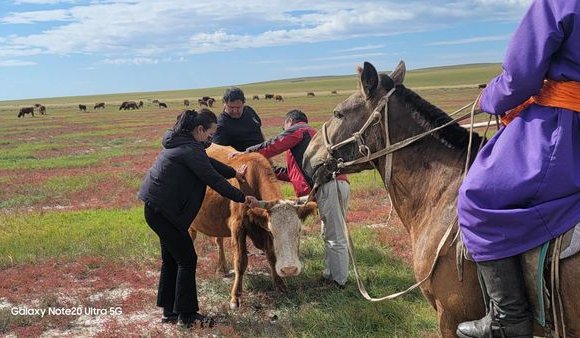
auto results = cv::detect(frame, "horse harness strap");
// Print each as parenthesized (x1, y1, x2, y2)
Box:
(336, 176, 459, 301)
(322, 88, 476, 172)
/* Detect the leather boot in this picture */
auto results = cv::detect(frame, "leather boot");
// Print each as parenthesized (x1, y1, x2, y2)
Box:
(456, 256, 533, 338)
(161, 307, 178, 323)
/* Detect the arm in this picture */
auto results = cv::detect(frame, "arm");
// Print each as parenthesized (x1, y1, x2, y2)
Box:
(185, 145, 245, 203)
(480, 0, 566, 115)
(209, 157, 237, 179)
(246, 127, 304, 159)
(273, 166, 290, 182)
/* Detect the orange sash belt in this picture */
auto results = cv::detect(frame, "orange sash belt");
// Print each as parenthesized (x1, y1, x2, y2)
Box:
(500, 79, 580, 126)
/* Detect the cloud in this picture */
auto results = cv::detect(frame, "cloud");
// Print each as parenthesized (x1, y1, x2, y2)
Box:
(0, 0, 531, 60)
(0, 59, 37, 66)
(102, 57, 159, 65)
(1, 9, 72, 24)
(427, 34, 511, 46)
(333, 44, 385, 53)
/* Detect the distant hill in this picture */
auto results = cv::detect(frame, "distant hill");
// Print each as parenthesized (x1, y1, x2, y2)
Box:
(0, 63, 501, 106)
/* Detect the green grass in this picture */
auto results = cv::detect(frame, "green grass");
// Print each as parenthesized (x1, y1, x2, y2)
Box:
(0, 208, 157, 267)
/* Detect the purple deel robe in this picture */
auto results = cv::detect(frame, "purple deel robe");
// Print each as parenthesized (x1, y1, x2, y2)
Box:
(458, 0, 580, 262)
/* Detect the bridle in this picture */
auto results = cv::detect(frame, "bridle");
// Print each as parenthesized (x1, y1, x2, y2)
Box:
(320, 86, 478, 186)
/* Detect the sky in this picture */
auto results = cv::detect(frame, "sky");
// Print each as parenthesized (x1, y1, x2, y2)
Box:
(0, 0, 533, 101)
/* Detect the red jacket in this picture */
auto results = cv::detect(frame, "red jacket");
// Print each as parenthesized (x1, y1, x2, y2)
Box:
(245, 122, 346, 197)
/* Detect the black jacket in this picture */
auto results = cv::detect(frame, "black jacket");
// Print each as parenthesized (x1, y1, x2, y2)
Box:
(212, 106, 264, 152)
(138, 131, 245, 231)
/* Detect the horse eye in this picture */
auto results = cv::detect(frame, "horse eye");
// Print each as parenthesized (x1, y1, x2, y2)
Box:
(333, 110, 344, 119)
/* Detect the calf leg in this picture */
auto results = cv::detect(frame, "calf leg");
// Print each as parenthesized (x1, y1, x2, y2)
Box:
(230, 228, 248, 309)
(215, 237, 229, 276)
(264, 247, 286, 292)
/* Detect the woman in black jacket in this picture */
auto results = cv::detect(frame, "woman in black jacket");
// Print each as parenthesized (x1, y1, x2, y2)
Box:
(139, 109, 259, 328)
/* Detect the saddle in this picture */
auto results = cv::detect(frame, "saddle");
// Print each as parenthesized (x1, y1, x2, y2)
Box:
(457, 222, 580, 337)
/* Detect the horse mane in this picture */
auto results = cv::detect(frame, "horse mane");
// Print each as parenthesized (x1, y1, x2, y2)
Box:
(390, 80, 483, 151)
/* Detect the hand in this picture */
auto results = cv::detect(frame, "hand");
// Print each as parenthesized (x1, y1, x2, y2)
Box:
(235, 164, 248, 183)
(228, 151, 243, 159)
(244, 196, 259, 209)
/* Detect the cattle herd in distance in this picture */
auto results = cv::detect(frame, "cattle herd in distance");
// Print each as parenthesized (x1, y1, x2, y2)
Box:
(16, 91, 340, 117)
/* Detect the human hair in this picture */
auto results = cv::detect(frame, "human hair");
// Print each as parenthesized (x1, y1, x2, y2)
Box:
(223, 87, 246, 103)
(285, 109, 308, 124)
(172, 109, 217, 134)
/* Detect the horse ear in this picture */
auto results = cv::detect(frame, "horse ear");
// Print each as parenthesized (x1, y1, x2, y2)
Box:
(389, 60, 406, 85)
(359, 62, 379, 99)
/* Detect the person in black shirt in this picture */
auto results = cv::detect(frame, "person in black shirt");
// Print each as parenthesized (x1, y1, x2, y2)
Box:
(138, 109, 259, 329)
(212, 87, 265, 151)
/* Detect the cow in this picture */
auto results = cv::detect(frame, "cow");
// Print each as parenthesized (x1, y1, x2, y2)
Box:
(307, 92, 315, 97)
(38, 105, 46, 115)
(189, 144, 317, 309)
(17, 107, 34, 118)
(252, 95, 260, 100)
(198, 98, 208, 107)
(79, 104, 87, 112)
(264, 93, 274, 99)
(275, 95, 284, 102)
(158, 102, 168, 108)
(184, 99, 190, 106)
(94, 102, 105, 109)
(119, 101, 139, 110)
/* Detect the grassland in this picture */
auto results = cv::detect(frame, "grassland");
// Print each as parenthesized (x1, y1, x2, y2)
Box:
(0, 63, 500, 337)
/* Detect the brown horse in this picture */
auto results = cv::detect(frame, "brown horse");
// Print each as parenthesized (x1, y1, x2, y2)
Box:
(302, 60, 580, 337)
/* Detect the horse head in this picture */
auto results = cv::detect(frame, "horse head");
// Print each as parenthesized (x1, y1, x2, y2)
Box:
(303, 60, 407, 184)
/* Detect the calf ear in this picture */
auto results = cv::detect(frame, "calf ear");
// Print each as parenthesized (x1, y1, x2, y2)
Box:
(295, 202, 318, 221)
(246, 208, 270, 229)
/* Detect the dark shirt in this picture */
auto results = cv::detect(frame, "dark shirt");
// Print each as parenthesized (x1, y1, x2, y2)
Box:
(212, 106, 264, 152)
(138, 130, 245, 231)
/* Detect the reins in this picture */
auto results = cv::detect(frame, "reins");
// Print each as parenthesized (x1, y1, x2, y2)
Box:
(325, 87, 489, 301)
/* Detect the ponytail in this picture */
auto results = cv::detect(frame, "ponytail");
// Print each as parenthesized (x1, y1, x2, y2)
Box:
(172, 109, 217, 134)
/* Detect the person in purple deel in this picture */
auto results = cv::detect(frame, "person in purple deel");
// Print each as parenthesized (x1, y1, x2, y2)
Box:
(457, 0, 580, 337)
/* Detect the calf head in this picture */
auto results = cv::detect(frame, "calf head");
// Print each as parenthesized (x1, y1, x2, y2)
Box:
(247, 200, 317, 277)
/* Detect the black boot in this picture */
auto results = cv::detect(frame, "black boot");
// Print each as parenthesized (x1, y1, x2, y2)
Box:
(456, 256, 533, 338)
(177, 312, 215, 329)
(161, 307, 178, 324)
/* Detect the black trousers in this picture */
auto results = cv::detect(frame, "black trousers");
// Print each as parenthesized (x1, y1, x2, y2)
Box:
(144, 204, 199, 313)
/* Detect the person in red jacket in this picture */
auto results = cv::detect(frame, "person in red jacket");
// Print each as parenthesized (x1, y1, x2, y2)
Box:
(231, 109, 351, 287)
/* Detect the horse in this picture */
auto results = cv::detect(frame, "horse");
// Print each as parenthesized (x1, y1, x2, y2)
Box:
(158, 102, 168, 108)
(302, 60, 580, 337)
(94, 102, 105, 109)
(275, 95, 284, 102)
(184, 99, 190, 106)
(79, 104, 87, 112)
(307, 92, 315, 97)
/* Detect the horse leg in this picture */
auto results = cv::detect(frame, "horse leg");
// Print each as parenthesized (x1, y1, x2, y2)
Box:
(230, 228, 247, 309)
(215, 237, 229, 276)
